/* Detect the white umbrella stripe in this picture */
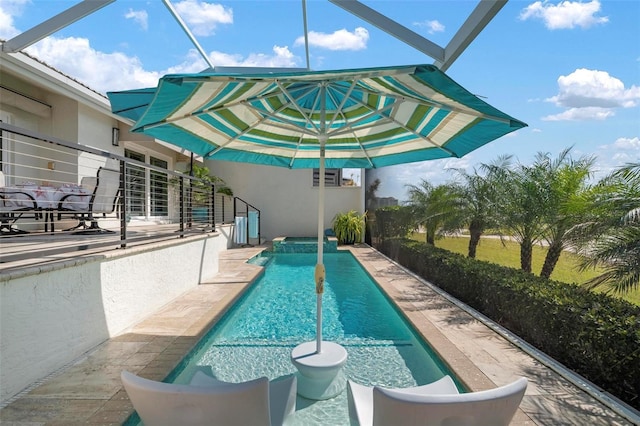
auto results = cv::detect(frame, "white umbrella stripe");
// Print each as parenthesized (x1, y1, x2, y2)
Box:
(216, 137, 449, 160)
(428, 113, 478, 146)
(170, 80, 272, 123)
(358, 75, 482, 121)
(166, 82, 235, 122)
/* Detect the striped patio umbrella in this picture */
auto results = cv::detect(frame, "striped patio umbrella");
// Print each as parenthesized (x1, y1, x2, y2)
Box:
(108, 64, 526, 354)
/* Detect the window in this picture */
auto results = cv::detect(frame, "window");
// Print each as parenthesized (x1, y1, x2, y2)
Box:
(150, 157, 168, 216)
(312, 168, 361, 187)
(125, 148, 169, 218)
(313, 168, 341, 187)
(125, 150, 146, 215)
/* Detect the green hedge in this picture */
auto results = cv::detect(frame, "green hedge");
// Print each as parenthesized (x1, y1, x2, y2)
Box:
(379, 238, 640, 410)
(373, 206, 413, 240)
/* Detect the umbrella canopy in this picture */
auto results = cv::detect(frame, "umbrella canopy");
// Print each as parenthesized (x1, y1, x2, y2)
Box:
(108, 64, 526, 353)
(108, 87, 158, 122)
(109, 64, 525, 168)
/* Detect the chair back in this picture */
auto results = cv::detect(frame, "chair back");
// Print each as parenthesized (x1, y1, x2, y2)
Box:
(372, 377, 527, 426)
(91, 167, 120, 214)
(0, 171, 5, 187)
(121, 371, 272, 426)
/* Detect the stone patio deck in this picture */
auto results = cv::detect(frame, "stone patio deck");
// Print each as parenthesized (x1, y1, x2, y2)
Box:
(0, 245, 636, 425)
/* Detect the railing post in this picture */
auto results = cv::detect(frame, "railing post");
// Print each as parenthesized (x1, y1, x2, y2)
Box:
(231, 196, 260, 247)
(220, 195, 225, 224)
(179, 176, 184, 237)
(187, 178, 193, 230)
(214, 185, 216, 232)
(119, 159, 127, 248)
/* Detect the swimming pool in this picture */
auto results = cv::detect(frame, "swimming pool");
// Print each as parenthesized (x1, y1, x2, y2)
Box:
(143, 252, 462, 425)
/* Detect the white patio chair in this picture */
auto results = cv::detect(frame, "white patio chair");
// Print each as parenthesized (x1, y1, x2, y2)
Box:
(121, 370, 297, 426)
(57, 167, 120, 234)
(347, 376, 527, 426)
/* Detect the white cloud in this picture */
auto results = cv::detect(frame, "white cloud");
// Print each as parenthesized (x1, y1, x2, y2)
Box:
(174, 0, 233, 37)
(592, 136, 640, 177)
(25, 37, 163, 92)
(0, 0, 28, 39)
(294, 27, 369, 51)
(519, 0, 609, 30)
(22, 30, 300, 94)
(413, 20, 445, 34)
(542, 106, 614, 121)
(125, 9, 148, 31)
(613, 136, 640, 150)
(549, 69, 640, 108)
(208, 45, 299, 68)
(543, 68, 640, 121)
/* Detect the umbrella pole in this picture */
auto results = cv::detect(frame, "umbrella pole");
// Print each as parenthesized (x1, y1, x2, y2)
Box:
(316, 139, 326, 354)
(315, 86, 329, 354)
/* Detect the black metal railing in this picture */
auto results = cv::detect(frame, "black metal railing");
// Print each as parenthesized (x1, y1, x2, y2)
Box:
(0, 122, 243, 269)
(233, 196, 261, 247)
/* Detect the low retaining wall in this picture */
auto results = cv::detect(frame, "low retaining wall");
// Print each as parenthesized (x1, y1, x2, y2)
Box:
(0, 231, 229, 404)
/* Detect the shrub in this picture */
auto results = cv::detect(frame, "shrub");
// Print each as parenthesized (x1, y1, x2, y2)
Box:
(332, 210, 366, 244)
(378, 238, 640, 410)
(374, 205, 413, 240)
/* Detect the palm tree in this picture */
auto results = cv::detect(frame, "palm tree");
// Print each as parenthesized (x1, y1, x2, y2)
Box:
(406, 180, 460, 245)
(538, 149, 595, 278)
(449, 156, 512, 258)
(365, 178, 381, 209)
(496, 156, 550, 273)
(573, 162, 640, 293)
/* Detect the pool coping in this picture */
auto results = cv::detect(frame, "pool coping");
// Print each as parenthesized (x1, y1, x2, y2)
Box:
(0, 244, 635, 425)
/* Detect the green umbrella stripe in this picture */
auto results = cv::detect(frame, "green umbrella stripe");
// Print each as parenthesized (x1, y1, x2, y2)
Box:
(198, 81, 262, 111)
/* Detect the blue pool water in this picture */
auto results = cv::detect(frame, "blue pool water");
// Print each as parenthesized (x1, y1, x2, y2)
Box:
(138, 252, 462, 425)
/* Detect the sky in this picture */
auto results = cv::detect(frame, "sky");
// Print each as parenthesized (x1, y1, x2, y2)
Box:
(1, 0, 638, 200)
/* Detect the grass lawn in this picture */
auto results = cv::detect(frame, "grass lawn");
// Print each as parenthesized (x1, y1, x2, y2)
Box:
(409, 233, 640, 306)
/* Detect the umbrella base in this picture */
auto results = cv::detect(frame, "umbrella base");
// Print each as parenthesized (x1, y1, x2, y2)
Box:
(290, 341, 348, 400)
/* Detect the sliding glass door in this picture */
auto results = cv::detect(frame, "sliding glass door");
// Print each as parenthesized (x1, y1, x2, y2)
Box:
(125, 148, 169, 219)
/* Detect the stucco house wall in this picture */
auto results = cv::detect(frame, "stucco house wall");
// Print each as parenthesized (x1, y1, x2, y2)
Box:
(208, 159, 365, 241)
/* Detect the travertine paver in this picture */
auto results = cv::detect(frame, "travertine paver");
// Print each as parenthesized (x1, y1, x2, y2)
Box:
(0, 246, 265, 425)
(0, 244, 635, 425)
(347, 245, 634, 426)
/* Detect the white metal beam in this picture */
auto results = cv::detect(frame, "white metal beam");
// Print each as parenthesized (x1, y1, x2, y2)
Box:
(2, 0, 115, 53)
(162, 0, 215, 70)
(329, 0, 445, 63)
(436, 0, 507, 71)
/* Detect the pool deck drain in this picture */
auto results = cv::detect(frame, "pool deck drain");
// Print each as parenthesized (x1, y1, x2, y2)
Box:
(0, 244, 635, 425)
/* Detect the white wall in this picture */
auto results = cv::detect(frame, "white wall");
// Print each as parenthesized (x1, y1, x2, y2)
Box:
(208, 160, 365, 241)
(77, 104, 115, 150)
(0, 232, 228, 403)
(48, 93, 78, 142)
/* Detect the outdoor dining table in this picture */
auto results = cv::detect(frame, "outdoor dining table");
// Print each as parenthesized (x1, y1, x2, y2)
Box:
(0, 183, 92, 233)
